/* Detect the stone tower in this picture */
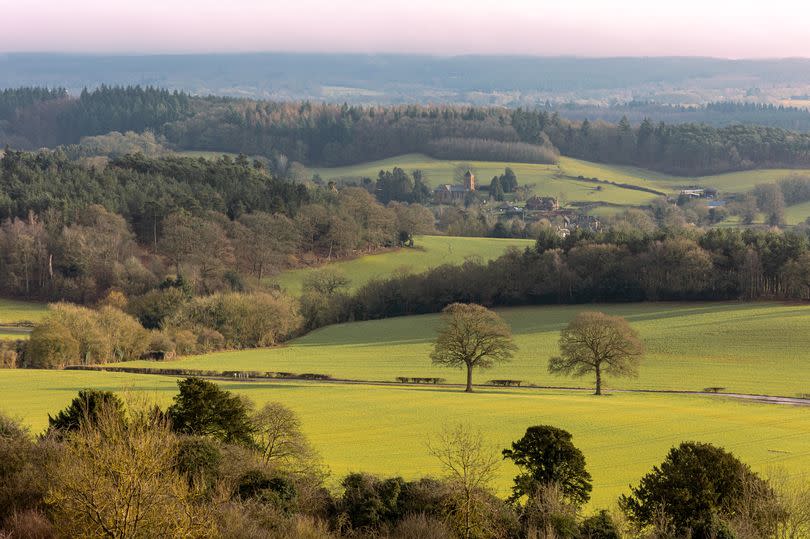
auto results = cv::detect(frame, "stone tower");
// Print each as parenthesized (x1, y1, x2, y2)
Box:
(464, 170, 475, 191)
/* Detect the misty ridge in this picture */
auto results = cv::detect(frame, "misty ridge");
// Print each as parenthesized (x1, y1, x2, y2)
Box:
(3, 53, 810, 108)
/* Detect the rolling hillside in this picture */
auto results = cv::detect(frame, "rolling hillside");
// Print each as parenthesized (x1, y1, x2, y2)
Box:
(271, 235, 535, 296)
(309, 153, 810, 221)
(120, 302, 810, 397)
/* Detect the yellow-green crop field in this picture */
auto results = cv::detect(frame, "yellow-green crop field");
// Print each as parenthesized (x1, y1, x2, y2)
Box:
(121, 302, 810, 397)
(0, 370, 807, 509)
(271, 235, 534, 295)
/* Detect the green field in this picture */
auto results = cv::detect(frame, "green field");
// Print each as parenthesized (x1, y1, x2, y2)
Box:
(309, 153, 810, 221)
(1, 370, 807, 508)
(271, 235, 534, 296)
(0, 298, 47, 324)
(0, 298, 47, 339)
(309, 154, 663, 207)
(122, 302, 810, 397)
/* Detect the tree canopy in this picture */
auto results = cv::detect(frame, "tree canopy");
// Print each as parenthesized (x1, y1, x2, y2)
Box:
(548, 311, 644, 395)
(430, 303, 517, 392)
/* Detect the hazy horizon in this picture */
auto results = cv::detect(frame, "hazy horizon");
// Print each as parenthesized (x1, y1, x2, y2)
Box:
(4, 0, 810, 59)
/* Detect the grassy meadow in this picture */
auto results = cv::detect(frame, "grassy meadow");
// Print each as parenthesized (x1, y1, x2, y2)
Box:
(309, 153, 810, 221)
(121, 302, 810, 397)
(1, 369, 807, 508)
(271, 235, 534, 295)
(0, 298, 47, 339)
(308, 153, 663, 206)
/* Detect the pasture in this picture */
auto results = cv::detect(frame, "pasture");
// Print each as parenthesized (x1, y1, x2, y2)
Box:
(0, 298, 47, 339)
(309, 153, 810, 221)
(122, 302, 810, 397)
(308, 153, 662, 207)
(271, 235, 534, 295)
(1, 369, 808, 508)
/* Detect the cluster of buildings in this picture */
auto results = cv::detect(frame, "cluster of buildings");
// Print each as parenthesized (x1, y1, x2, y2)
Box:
(432, 170, 603, 235)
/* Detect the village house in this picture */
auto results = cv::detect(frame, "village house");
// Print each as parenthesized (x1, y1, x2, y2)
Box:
(434, 170, 475, 204)
(525, 196, 559, 211)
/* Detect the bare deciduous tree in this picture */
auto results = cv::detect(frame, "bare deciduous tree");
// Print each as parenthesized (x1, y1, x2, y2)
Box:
(549, 311, 643, 395)
(251, 402, 317, 472)
(430, 303, 517, 393)
(427, 423, 500, 539)
(46, 403, 215, 538)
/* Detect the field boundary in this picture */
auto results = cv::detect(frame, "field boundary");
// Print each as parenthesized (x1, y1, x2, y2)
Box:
(64, 365, 810, 406)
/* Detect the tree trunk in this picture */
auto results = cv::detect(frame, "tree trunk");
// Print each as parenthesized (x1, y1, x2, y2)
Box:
(595, 365, 602, 395)
(465, 363, 474, 393)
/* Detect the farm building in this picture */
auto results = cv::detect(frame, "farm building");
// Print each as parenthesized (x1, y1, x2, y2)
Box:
(434, 170, 475, 204)
(525, 196, 559, 211)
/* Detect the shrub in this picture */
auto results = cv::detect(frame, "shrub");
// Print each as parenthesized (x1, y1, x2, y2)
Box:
(46, 403, 216, 537)
(47, 389, 126, 435)
(620, 441, 774, 538)
(170, 291, 302, 348)
(580, 510, 621, 539)
(0, 414, 51, 525)
(168, 378, 255, 445)
(25, 320, 80, 368)
(175, 437, 222, 491)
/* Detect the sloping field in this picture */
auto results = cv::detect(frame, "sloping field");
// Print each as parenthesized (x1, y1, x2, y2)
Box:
(271, 235, 534, 296)
(0, 298, 47, 339)
(121, 302, 810, 397)
(308, 154, 663, 206)
(1, 370, 807, 508)
(309, 153, 810, 220)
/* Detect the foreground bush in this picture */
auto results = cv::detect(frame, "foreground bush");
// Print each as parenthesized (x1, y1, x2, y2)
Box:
(46, 403, 216, 538)
(620, 441, 774, 538)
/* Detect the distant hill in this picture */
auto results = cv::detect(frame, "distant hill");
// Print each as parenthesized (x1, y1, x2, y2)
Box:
(3, 53, 810, 106)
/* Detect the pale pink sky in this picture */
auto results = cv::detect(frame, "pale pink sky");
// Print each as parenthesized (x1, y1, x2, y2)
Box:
(2, 0, 809, 58)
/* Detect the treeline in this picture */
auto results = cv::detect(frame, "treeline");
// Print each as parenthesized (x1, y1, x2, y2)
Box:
(8, 86, 810, 175)
(2, 290, 300, 369)
(425, 137, 558, 164)
(308, 226, 810, 327)
(551, 100, 810, 133)
(2, 381, 805, 538)
(512, 109, 810, 175)
(0, 86, 191, 148)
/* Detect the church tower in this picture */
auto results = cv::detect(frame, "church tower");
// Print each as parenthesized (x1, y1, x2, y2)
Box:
(464, 170, 475, 191)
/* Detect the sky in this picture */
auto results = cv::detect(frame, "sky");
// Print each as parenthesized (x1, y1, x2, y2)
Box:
(2, 0, 809, 58)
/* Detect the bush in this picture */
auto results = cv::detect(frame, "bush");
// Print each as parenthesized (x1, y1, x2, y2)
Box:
(25, 320, 80, 368)
(390, 513, 454, 539)
(620, 441, 774, 538)
(47, 389, 126, 435)
(580, 510, 620, 539)
(170, 291, 302, 348)
(168, 378, 255, 445)
(175, 437, 222, 491)
(0, 414, 51, 525)
(26, 303, 147, 368)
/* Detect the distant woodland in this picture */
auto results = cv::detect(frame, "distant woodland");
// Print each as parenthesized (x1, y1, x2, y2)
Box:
(3, 86, 810, 175)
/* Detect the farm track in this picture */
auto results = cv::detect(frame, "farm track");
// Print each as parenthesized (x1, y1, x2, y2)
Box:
(67, 365, 810, 406)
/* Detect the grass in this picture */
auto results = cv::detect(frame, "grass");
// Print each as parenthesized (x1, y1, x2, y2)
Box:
(0, 298, 47, 324)
(0, 369, 808, 508)
(308, 154, 662, 206)
(270, 235, 534, 296)
(122, 302, 810, 397)
(309, 153, 810, 221)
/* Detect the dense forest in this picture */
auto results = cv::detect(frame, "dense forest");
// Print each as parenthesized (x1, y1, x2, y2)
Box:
(4, 86, 810, 175)
(0, 150, 435, 302)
